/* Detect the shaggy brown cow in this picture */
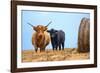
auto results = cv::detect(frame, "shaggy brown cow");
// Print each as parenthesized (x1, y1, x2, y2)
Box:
(28, 22, 51, 52)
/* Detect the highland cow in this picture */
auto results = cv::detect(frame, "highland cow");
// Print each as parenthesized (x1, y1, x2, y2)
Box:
(28, 21, 52, 52)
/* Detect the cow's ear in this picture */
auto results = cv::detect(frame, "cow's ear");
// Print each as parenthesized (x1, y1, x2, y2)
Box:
(55, 30, 58, 32)
(33, 26, 37, 31)
(44, 27, 47, 31)
(47, 30, 50, 33)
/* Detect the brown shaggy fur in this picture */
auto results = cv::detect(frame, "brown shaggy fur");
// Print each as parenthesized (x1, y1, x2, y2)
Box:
(32, 25, 50, 52)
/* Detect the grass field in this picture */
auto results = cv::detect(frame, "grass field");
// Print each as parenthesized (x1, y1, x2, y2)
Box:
(22, 48, 90, 62)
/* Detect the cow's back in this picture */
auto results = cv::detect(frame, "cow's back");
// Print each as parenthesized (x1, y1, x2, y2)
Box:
(57, 30, 65, 43)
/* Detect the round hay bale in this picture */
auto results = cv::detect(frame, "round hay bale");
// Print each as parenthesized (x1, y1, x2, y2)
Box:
(78, 18, 90, 52)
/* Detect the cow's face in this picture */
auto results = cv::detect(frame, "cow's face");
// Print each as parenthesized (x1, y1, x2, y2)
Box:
(47, 29, 58, 38)
(33, 25, 47, 39)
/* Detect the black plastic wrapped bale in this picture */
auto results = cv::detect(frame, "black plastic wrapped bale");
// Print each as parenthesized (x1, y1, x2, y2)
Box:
(78, 18, 90, 52)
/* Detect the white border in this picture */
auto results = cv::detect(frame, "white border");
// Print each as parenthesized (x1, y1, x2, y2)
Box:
(17, 5, 94, 68)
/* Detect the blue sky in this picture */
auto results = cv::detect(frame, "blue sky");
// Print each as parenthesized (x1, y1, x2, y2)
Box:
(21, 10, 90, 50)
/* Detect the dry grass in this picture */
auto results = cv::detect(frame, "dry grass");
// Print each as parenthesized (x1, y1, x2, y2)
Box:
(22, 48, 90, 62)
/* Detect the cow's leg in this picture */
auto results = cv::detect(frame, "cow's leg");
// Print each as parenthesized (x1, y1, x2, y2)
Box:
(51, 42, 55, 51)
(62, 42, 64, 50)
(55, 45, 58, 50)
(40, 48, 43, 52)
(34, 45, 38, 52)
(59, 44, 61, 50)
(35, 48, 38, 52)
(40, 46, 45, 52)
(43, 47, 45, 52)
(52, 45, 55, 51)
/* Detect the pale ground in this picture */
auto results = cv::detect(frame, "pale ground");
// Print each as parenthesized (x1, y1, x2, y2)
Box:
(22, 48, 90, 62)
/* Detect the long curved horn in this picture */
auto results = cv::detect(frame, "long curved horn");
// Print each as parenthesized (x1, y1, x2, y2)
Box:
(45, 21, 52, 27)
(28, 23, 34, 27)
